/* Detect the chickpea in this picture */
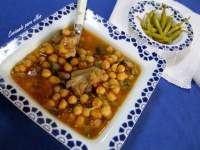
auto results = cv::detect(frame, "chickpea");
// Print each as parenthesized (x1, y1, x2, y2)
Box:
(80, 54, 86, 61)
(68, 113, 76, 122)
(78, 48, 87, 55)
(15, 64, 26, 72)
(117, 72, 128, 81)
(93, 119, 102, 128)
(68, 96, 78, 104)
(83, 108, 90, 117)
(101, 60, 110, 70)
(62, 28, 71, 36)
(114, 51, 122, 58)
(109, 79, 119, 86)
(42, 43, 54, 54)
(39, 56, 46, 62)
(58, 57, 66, 65)
(87, 50, 93, 56)
(102, 82, 109, 89)
(54, 85, 61, 93)
(107, 56, 114, 64)
(34, 51, 40, 58)
(52, 93, 61, 101)
(48, 54, 58, 63)
(64, 63, 73, 72)
(109, 72, 116, 79)
(128, 75, 135, 80)
(75, 116, 85, 127)
(41, 69, 52, 78)
(112, 86, 121, 94)
(90, 72, 99, 84)
(80, 94, 89, 104)
(96, 86, 106, 95)
(71, 58, 79, 66)
(58, 99, 68, 110)
(91, 109, 102, 119)
(111, 64, 118, 72)
(73, 105, 83, 115)
(101, 105, 112, 118)
(14, 66, 20, 72)
(125, 61, 134, 68)
(60, 89, 69, 98)
(92, 98, 103, 108)
(106, 46, 114, 53)
(117, 65, 125, 73)
(49, 76, 61, 84)
(111, 55, 118, 63)
(107, 92, 117, 102)
(86, 56, 94, 63)
(46, 99, 56, 108)
(42, 61, 51, 68)
(23, 59, 32, 68)
(101, 73, 109, 82)
(27, 55, 37, 62)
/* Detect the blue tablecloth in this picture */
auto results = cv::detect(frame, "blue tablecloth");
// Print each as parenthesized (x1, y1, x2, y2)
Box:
(0, 0, 200, 150)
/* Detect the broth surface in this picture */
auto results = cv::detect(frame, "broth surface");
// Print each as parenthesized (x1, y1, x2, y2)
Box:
(11, 27, 141, 139)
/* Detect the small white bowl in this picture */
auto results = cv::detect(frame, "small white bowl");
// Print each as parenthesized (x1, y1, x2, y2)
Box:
(128, 0, 193, 51)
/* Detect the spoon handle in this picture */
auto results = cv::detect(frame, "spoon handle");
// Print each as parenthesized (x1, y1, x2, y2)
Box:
(74, 0, 88, 36)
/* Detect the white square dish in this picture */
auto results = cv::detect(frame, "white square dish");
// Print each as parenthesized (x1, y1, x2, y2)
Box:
(0, 3, 166, 150)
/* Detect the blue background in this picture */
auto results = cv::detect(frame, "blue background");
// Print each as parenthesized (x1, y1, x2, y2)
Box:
(0, 0, 200, 150)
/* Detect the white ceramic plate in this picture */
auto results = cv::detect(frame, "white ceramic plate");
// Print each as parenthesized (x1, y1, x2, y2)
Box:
(0, 3, 166, 150)
(128, 0, 193, 51)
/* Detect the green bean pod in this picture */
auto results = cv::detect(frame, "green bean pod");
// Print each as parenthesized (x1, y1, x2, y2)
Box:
(167, 17, 190, 35)
(137, 16, 146, 29)
(163, 16, 173, 34)
(152, 12, 163, 34)
(146, 11, 154, 29)
(161, 4, 167, 30)
(169, 30, 185, 42)
(151, 32, 171, 43)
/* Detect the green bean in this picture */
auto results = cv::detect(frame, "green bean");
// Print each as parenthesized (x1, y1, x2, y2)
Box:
(152, 12, 163, 34)
(163, 16, 173, 34)
(137, 16, 146, 29)
(143, 29, 151, 36)
(144, 29, 170, 44)
(167, 17, 190, 35)
(161, 4, 167, 30)
(151, 32, 170, 42)
(150, 27, 158, 33)
(169, 30, 185, 42)
(146, 11, 153, 29)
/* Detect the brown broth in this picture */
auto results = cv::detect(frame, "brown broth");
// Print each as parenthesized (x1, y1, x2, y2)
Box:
(11, 27, 141, 139)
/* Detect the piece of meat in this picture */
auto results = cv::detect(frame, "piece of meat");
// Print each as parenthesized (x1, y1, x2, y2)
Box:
(58, 36, 77, 58)
(66, 67, 102, 95)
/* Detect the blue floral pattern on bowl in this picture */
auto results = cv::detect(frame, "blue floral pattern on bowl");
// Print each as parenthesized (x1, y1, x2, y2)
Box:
(0, 3, 166, 150)
(128, 0, 193, 51)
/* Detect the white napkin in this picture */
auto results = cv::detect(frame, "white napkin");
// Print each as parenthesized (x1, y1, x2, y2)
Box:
(109, 0, 200, 89)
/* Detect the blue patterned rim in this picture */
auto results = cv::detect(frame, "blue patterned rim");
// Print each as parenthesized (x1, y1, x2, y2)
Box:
(0, 3, 166, 150)
(128, 0, 194, 51)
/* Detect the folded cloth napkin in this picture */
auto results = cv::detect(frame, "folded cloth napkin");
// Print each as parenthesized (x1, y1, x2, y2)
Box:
(109, 0, 200, 89)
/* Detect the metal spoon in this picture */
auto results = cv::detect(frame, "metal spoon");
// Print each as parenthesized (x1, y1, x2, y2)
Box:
(74, 0, 88, 44)
(65, 0, 88, 58)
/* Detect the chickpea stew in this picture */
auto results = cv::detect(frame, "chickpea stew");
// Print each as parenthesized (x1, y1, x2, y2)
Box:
(11, 26, 141, 139)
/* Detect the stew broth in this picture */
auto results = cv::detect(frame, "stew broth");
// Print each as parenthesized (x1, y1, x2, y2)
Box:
(11, 27, 141, 139)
